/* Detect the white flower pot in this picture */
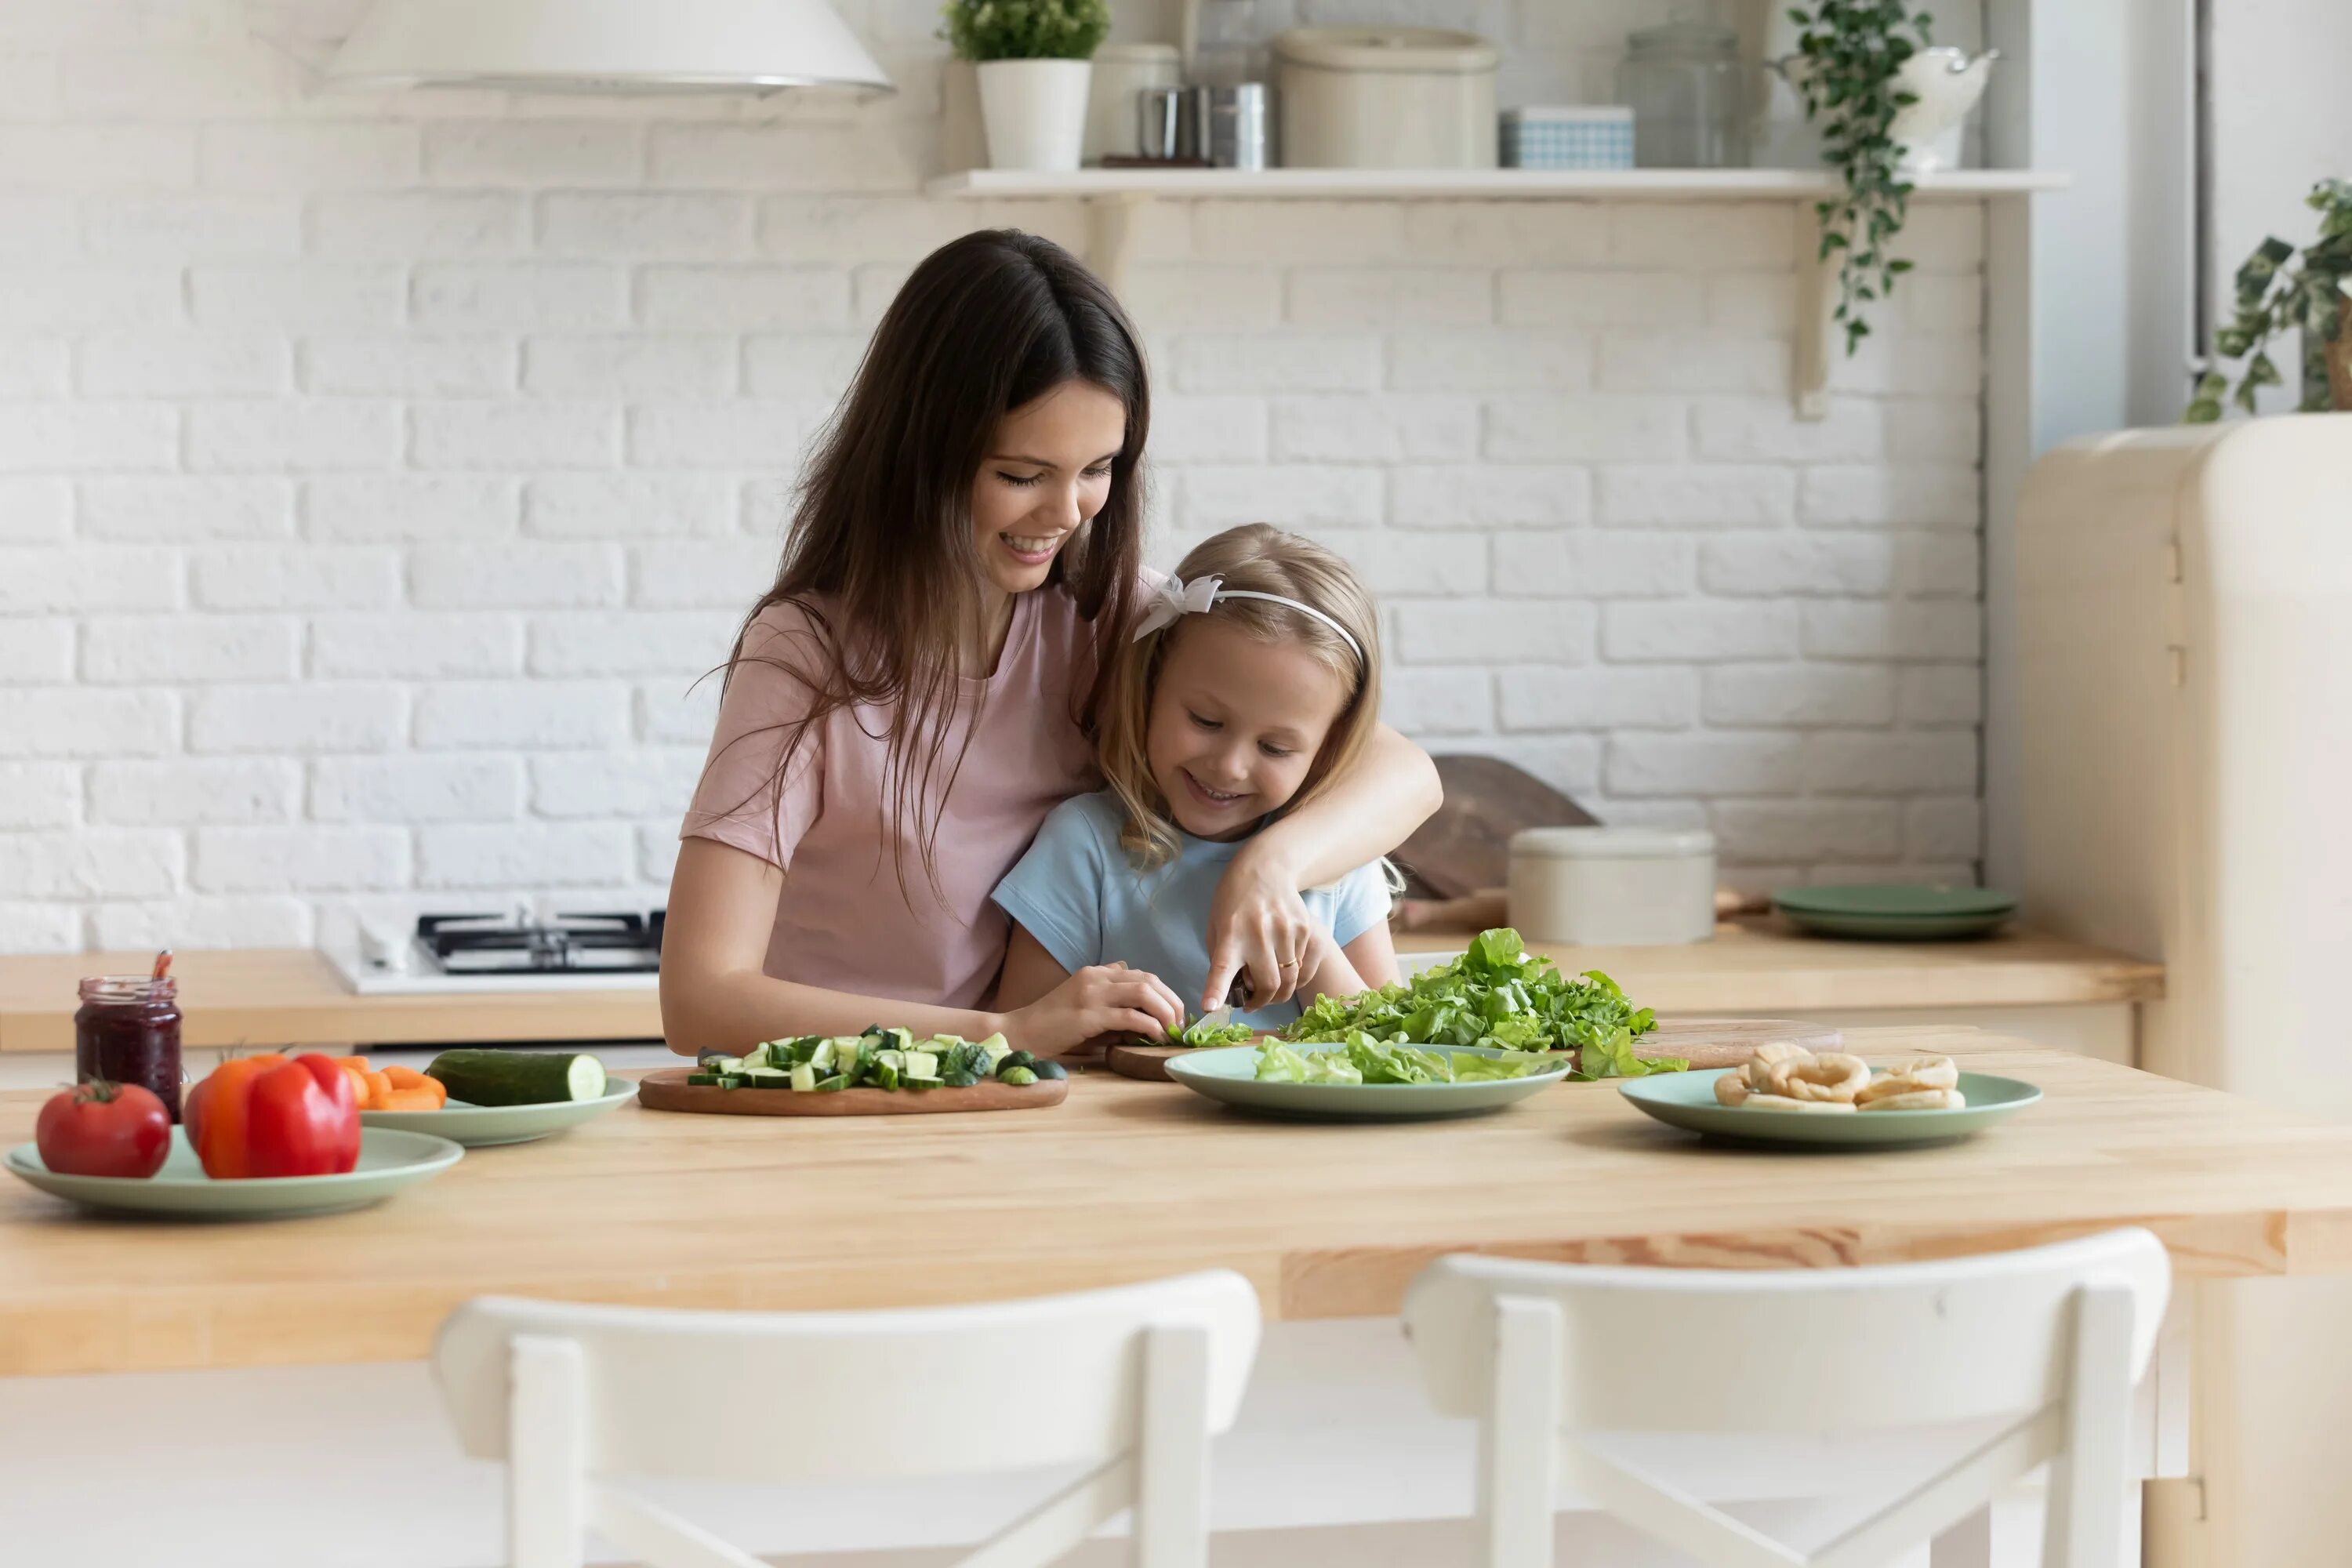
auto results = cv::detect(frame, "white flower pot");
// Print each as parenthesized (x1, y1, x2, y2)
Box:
(978, 57, 1093, 172)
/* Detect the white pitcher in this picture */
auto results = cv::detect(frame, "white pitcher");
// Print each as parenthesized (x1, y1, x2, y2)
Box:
(1889, 46, 1998, 174)
(1760, 44, 1997, 176)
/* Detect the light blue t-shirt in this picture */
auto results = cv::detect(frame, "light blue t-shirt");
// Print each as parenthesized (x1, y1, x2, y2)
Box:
(990, 789, 1392, 1031)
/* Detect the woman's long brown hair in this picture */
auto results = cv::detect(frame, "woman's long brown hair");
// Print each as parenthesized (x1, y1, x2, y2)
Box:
(714, 229, 1149, 909)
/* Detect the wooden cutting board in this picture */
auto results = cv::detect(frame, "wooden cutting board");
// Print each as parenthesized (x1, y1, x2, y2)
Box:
(1106, 1018, 1841, 1082)
(1105, 1041, 1258, 1082)
(636, 1067, 1067, 1116)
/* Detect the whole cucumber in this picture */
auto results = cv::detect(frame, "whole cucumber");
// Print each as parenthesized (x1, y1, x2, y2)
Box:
(425, 1049, 608, 1106)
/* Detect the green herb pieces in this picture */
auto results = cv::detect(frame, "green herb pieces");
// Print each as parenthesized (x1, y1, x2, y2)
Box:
(1280, 927, 1672, 1079)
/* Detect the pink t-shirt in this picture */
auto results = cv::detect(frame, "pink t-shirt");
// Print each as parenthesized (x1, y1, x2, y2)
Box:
(680, 586, 1104, 1009)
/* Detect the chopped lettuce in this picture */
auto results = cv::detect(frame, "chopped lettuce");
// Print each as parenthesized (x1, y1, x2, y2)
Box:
(1171, 1013, 1256, 1049)
(1250, 1033, 1554, 1086)
(1280, 927, 1682, 1078)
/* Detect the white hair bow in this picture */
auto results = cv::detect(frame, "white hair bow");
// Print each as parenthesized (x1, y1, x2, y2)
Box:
(1131, 573, 1224, 641)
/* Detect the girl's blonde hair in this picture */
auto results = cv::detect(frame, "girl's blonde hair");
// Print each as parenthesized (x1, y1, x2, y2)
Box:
(1097, 524, 1384, 867)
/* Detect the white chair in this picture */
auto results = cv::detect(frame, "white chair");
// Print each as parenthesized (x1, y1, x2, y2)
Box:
(432, 1271, 1262, 1568)
(1401, 1229, 2171, 1568)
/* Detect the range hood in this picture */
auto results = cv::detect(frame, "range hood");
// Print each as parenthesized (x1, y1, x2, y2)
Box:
(325, 0, 893, 94)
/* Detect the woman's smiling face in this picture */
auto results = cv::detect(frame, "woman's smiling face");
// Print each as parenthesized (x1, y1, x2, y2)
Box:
(970, 379, 1127, 597)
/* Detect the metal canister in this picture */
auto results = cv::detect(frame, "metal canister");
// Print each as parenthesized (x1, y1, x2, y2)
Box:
(1195, 82, 1274, 169)
(1137, 85, 1201, 160)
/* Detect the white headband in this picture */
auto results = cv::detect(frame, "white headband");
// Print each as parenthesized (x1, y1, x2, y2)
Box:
(1131, 573, 1365, 665)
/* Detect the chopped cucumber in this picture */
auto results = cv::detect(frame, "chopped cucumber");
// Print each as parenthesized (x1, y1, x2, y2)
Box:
(686, 1072, 720, 1087)
(941, 1068, 981, 1088)
(1031, 1060, 1068, 1081)
(808, 1040, 836, 1073)
(712, 1056, 745, 1075)
(789, 1062, 816, 1092)
(904, 1051, 940, 1083)
(999, 1065, 1039, 1087)
(744, 1067, 789, 1087)
(812, 1074, 849, 1093)
(713, 1074, 745, 1090)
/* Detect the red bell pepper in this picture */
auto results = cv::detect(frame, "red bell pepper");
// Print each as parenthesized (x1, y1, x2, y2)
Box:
(186, 1052, 360, 1179)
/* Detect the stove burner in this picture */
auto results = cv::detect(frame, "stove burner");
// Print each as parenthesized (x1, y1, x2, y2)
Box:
(413, 911, 664, 976)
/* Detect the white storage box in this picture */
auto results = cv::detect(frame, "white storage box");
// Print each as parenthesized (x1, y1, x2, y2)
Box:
(1272, 27, 1499, 169)
(1507, 827, 1716, 946)
(1501, 105, 1634, 169)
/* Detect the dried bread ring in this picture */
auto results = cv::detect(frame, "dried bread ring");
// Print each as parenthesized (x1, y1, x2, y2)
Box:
(1740, 1093, 1857, 1113)
(1856, 1055, 1960, 1102)
(1766, 1051, 1871, 1103)
(1858, 1087, 1967, 1112)
(1745, 1040, 1813, 1091)
(1715, 1071, 1754, 1106)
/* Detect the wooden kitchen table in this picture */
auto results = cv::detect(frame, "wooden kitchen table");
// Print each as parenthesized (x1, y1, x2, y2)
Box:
(4, 1025, 2346, 1379)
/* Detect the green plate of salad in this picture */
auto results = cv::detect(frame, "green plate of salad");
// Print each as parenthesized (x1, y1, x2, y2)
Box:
(1282, 927, 1686, 1080)
(1163, 1037, 1573, 1120)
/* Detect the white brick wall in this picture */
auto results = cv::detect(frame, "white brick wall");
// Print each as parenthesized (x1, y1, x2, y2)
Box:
(0, 0, 1988, 950)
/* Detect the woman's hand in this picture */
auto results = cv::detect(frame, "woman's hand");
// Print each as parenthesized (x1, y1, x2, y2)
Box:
(999, 963, 1186, 1058)
(1203, 842, 1317, 1013)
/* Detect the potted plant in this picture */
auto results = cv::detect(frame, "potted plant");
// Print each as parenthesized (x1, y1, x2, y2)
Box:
(942, 0, 1112, 174)
(2187, 180, 2352, 421)
(1776, 1, 1937, 355)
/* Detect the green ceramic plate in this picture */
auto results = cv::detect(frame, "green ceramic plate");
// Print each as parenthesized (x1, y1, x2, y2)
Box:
(1618, 1069, 2042, 1148)
(5, 1127, 463, 1218)
(359, 1083, 637, 1147)
(1772, 883, 2019, 941)
(1163, 1044, 1571, 1120)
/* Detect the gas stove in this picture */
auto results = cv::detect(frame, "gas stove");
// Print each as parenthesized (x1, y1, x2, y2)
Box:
(326, 910, 664, 995)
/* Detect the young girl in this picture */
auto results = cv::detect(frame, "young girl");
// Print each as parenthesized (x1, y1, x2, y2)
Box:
(990, 526, 1401, 1035)
(661, 231, 1439, 1059)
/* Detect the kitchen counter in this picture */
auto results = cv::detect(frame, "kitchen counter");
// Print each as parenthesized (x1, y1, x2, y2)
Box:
(1396, 918, 2164, 1011)
(0, 923, 2161, 1054)
(0, 948, 660, 1054)
(4, 1024, 2343, 1380)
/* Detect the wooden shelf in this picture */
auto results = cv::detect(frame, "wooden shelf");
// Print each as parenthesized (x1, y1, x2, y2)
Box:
(926, 166, 2067, 418)
(926, 167, 2069, 201)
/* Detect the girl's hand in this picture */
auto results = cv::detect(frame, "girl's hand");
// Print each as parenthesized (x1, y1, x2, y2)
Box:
(1204, 844, 1316, 1012)
(1000, 963, 1186, 1057)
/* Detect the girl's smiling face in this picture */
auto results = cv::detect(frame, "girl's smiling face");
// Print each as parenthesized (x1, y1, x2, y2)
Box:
(1145, 617, 1352, 841)
(971, 379, 1127, 597)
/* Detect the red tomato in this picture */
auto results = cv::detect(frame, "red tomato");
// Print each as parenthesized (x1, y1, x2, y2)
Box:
(35, 1081, 171, 1179)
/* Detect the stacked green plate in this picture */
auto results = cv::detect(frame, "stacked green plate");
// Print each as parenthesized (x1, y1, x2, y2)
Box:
(1771, 883, 2018, 941)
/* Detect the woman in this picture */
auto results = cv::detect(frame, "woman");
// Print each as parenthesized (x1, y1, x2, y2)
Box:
(661, 230, 1439, 1059)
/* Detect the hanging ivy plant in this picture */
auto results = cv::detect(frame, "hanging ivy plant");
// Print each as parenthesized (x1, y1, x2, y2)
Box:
(2186, 179, 2352, 421)
(1787, 1, 1935, 354)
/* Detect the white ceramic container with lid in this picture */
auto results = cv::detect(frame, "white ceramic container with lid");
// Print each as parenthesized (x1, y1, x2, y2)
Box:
(1271, 27, 1499, 169)
(1507, 826, 1716, 946)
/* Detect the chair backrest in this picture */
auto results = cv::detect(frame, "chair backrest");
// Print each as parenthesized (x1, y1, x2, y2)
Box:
(435, 1270, 1262, 1483)
(1403, 1229, 2170, 1434)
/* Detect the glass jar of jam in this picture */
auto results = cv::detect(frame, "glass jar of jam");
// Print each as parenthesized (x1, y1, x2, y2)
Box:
(75, 975, 183, 1122)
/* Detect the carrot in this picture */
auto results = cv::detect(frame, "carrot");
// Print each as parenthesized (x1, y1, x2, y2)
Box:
(381, 1065, 430, 1088)
(375, 1087, 443, 1111)
(334, 1055, 369, 1073)
(342, 1065, 370, 1105)
(361, 1070, 393, 1110)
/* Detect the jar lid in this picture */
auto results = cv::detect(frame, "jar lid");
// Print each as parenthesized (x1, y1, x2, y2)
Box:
(1625, 20, 1740, 57)
(1272, 27, 1501, 74)
(1510, 826, 1716, 860)
(1094, 43, 1181, 65)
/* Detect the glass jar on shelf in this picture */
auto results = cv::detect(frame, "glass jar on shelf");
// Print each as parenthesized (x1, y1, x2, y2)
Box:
(1617, 20, 1749, 169)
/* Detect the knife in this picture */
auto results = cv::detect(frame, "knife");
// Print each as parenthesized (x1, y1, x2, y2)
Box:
(1198, 973, 1254, 1034)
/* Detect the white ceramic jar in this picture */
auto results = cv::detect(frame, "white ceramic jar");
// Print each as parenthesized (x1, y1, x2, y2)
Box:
(1271, 27, 1499, 169)
(1507, 827, 1717, 946)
